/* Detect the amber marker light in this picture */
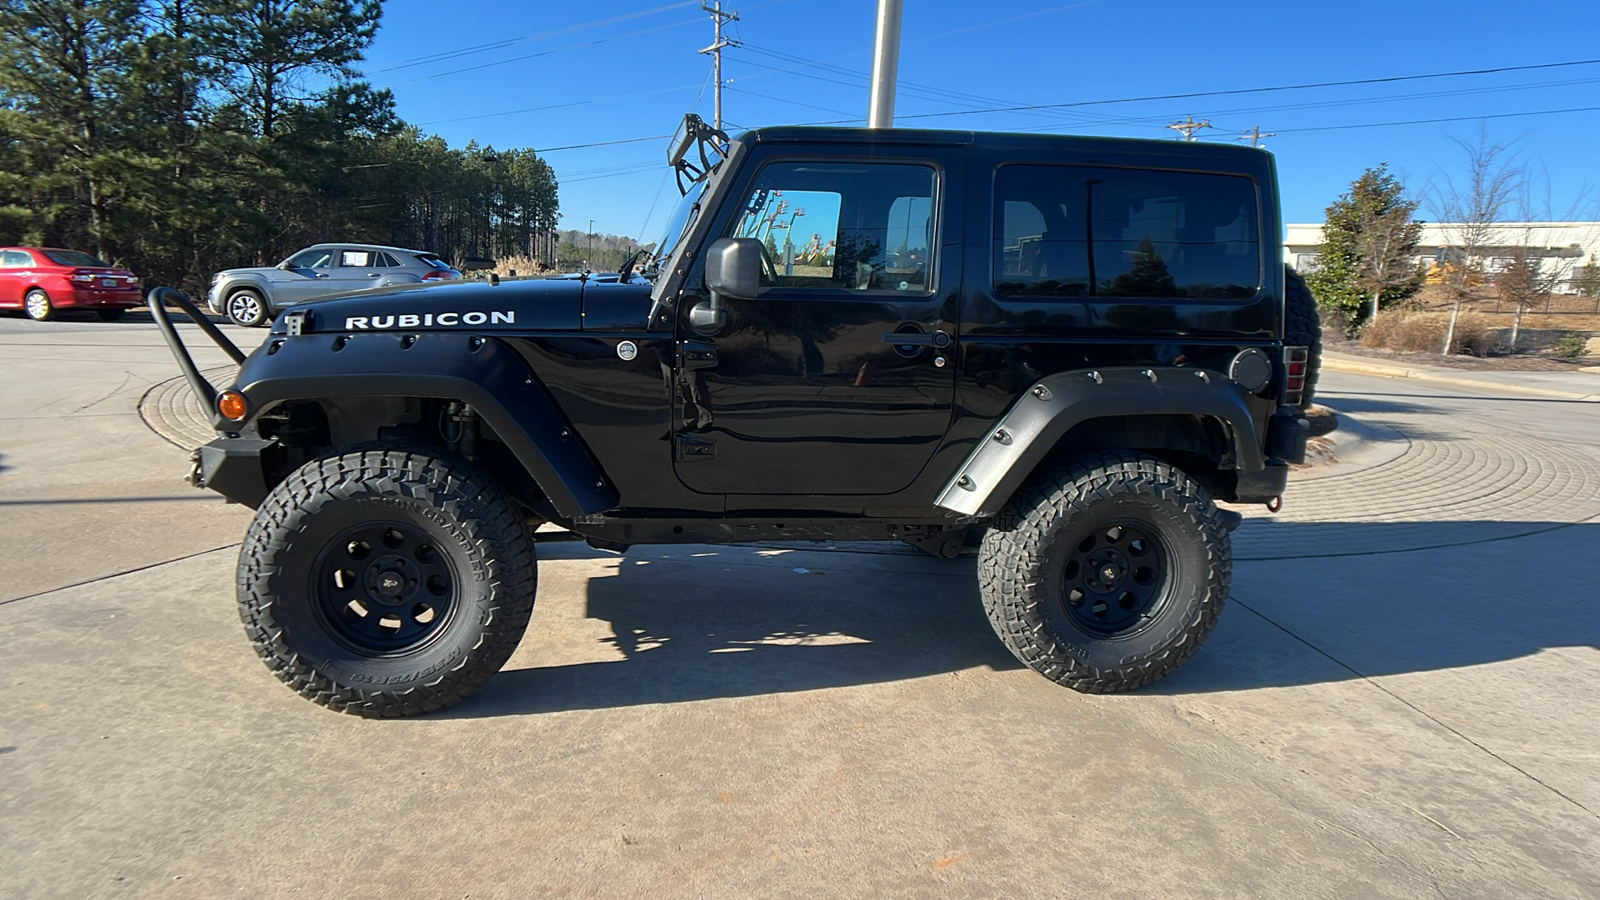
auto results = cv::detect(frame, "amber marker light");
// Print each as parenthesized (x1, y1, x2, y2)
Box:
(217, 390, 249, 421)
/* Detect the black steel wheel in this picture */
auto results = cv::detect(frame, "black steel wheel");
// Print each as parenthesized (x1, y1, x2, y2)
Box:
(314, 522, 459, 654)
(238, 447, 537, 717)
(1058, 519, 1171, 636)
(979, 452, 1231, 693)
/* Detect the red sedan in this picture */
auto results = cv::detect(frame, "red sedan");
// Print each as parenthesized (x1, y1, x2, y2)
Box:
(0, 246, 143, 321)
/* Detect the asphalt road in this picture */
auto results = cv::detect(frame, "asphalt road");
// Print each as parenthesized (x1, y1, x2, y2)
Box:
(2, 313, 1597, 898)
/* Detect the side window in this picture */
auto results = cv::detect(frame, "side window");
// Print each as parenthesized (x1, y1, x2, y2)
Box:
(374, 252, 401, 267)
(288, 249, 334, 269)
(994, 165, 1259, 300)
(339, 249, 374, 267)
(726, 161, 937, 293)
(0, 250, 30, 268)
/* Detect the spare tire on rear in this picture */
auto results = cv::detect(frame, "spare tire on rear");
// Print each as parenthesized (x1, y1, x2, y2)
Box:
(1283, 266, 1322, 409)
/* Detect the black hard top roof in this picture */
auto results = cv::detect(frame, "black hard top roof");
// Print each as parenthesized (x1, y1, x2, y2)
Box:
(736, 125, 1269, 161)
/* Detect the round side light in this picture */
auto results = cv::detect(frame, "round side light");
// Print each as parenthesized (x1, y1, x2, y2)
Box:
(217, 390, 249, 422)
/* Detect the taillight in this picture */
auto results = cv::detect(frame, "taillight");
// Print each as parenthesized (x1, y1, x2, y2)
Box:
(70, 270, 94, 283)
(422, 269, 453, 281)
(1283, 346, 1310, 406)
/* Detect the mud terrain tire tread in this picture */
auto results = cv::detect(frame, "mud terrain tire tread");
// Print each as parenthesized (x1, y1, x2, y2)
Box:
(1283, 265, 1322, 408)
(237, 447, 536, 717)
(978, 452, 1231, 693)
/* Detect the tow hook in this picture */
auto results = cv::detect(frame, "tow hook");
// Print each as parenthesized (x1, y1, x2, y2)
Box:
(185, 450, 204, 489)
(1265, 495, 1283, 513)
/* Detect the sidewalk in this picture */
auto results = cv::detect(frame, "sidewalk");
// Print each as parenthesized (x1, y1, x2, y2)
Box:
(1322, 350, 1600, 401)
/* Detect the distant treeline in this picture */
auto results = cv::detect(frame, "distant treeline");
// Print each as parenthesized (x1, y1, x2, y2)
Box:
(0, 1, 560, 294)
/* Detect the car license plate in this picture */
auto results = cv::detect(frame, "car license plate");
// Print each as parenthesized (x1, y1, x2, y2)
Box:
(100, 277, 117, 287)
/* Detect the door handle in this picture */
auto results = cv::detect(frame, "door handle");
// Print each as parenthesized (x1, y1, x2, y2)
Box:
(366, 273, 380, 277)
(316, 273, 330, 279)
(880, 329, 951, 348)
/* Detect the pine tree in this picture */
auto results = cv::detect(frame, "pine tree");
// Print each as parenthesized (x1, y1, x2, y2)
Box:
(1307, 164, 1422, 331)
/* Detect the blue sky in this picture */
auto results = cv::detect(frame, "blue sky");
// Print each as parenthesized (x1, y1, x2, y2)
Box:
(363, 0, 1600, 241)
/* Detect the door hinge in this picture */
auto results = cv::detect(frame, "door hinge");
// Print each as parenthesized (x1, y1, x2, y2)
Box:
(681, 339, 718, 369)
(282, 310, 311, 335)
(675, 434, 716, 462)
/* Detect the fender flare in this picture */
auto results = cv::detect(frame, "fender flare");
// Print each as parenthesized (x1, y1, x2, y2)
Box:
(935, 366, 1264, 517)
(233, 331, 619, 519)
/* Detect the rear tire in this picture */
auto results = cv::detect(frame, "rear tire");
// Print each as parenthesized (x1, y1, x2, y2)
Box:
(24, 289, 54, 321)
(237, 447, 537, 717)
(978, 452, 1230, 693)
(1283, 265, 1322, 409)
(225, 288, 269, 327)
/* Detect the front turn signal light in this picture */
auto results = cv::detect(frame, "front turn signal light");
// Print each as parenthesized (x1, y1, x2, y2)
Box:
(217, 390, 249, 421)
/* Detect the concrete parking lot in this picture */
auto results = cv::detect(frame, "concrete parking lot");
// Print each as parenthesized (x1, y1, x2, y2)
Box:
(3, 311, 1598, 898)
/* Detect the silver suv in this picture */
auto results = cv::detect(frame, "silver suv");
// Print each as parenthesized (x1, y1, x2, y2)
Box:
(208, 243, 461, 327)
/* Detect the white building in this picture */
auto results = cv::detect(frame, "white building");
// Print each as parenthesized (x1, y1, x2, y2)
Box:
(1284, 222, 1600, 291)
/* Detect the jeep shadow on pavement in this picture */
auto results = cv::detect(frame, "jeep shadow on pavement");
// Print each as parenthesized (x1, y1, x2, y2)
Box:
(150, 113, 1321, 717)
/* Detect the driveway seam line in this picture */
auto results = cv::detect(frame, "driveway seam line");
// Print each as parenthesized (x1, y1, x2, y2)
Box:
(1231, 596, 1599, 821)
(0, 545, 238, 608)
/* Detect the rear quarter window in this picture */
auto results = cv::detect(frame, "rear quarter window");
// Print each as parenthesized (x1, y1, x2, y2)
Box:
(994, 165, 1260, 300)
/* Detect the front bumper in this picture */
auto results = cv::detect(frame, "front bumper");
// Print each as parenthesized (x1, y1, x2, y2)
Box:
(189, 437, 274, 508)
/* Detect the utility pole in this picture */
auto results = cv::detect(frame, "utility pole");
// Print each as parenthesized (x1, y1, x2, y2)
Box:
(867, 0, 903, 127)
(699, 1, 738, 131)
(1166, 115, 1212, 142)
(587, 219, 594, 269)
(1237, 125, 1275, 148)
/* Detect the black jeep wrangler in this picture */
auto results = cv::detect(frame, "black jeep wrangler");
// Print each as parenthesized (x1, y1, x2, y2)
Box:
(152, 115, 1319, 717)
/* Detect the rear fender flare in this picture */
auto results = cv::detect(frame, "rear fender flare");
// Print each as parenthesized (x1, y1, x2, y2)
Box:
(936, 367, 1263, 517)
(235, 331, 618, 519)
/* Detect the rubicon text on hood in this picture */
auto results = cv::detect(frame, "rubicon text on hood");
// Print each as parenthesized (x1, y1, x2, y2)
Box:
(344, 310, 515, 330)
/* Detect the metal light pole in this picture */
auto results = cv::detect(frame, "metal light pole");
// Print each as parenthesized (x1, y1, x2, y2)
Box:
(587, 219, 594, 269)
(867, 0, 902, 128)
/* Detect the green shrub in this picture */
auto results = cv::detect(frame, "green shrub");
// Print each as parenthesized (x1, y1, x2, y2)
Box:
(1551, 332, 1590, 360)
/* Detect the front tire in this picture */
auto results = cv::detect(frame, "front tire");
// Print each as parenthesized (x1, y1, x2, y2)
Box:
(238, 447, 537, 717)
(978, 452, 1231, 693)
(24, 288, 54, 321)
(225, 288, 269, 327)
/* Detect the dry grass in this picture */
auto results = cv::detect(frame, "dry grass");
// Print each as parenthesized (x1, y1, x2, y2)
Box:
(1361, 310, 1494, 356)
(488, 254, 552, 278)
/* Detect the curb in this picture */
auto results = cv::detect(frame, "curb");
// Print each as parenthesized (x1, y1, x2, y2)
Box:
(1321, 355, 1600, 401)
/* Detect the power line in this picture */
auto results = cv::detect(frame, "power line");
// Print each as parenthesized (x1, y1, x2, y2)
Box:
(369, 2, 699, 73)
(1272, 104, 1600, 135)
(884, 57, 1600, 123)
(392, 17, 702, 85)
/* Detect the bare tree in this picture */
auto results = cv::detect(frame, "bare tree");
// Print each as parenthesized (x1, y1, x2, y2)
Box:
(1352, 197, 1423, 328)
(1426, 129, 1522, 354)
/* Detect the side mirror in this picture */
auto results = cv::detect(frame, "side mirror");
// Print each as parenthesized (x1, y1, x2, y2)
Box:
(705, 237, 761, 302)
(691, 237, 762, 335)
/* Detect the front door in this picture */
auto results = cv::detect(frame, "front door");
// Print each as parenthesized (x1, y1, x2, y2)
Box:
(672, 153, 961, 496)
(0, 249, 30, 306)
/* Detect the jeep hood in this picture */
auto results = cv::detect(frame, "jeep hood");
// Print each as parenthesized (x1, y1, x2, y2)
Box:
(271, 278, 600, 334)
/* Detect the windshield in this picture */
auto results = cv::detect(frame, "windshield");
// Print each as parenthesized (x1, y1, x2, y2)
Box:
(44, 249, 109, 267)
(647, 179, 707, 277)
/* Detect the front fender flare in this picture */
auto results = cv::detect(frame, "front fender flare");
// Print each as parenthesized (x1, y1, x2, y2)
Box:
(936, 367, 1264, 517)
(234, 331, 619, 519)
